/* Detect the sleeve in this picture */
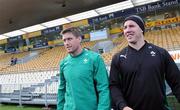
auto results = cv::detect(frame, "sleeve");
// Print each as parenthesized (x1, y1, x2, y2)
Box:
(164, 50, 180, 102)
(57, 61, 66, 110)
(109, 54, 127, 109)
(94, 55, 111, 110)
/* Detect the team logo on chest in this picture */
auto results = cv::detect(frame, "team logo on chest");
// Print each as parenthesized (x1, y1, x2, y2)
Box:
(150, 51, 156, 56)
(148, 46, 156, 57)
(120, 55, 127, 59)
(83, 58, 88, 64)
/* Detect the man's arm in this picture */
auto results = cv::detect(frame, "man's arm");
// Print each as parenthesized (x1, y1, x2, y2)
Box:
(94, 55, 110, 110)
(57, 62, 66, 110)
(109, 54, 128, 110)
(164, 50, 180, 102)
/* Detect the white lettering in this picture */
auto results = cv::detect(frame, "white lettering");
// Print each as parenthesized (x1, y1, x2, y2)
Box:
(162, 0, 178, 7)
(147, 3, 161, 10)
(99, 16, 108, 21)
(136, 6, 146, 13)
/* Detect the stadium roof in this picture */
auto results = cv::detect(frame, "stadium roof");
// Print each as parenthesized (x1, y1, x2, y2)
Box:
(0, 0, 160, 39)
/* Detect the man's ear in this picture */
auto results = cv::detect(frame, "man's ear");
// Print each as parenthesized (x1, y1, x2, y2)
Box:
(140, 28, 143, 33)
(78, 36, 82, 42)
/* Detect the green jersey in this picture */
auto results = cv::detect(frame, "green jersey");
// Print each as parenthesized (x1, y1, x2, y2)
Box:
(57, 49, 110, 110)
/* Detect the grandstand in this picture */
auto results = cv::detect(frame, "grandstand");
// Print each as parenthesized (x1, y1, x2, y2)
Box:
(0, 0, 180, 109)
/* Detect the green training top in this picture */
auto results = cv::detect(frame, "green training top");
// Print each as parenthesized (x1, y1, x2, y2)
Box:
(57, 49, 110, 110)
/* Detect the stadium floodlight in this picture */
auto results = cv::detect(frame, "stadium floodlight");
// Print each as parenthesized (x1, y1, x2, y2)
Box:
(95, 0, 134, 15)
(66, 10, 99, 22)
(21, 24, 47, 33)
(0, 35, 9, 40)
(132, 0, 161, 6)
(41, 18, 70, 28)
(3, 30, 26, 37)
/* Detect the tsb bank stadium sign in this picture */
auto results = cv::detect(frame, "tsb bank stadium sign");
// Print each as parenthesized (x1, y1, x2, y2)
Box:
(89, 0, 180, 24)
(136, 0, 180, 13)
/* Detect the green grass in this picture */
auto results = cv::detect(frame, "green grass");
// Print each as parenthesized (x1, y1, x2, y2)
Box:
(0, 97, 179, 110)
(167, 96, 180, 110)
(0, 104, 42, 110)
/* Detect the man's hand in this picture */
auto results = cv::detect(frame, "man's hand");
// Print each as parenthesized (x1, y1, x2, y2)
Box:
(123, 106, 133, 110)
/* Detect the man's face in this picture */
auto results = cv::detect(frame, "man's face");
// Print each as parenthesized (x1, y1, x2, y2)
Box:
(62, 32, 81, 54)
(123, 20, 143, 44)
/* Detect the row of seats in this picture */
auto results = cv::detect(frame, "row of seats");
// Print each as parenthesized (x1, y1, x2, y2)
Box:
(0, 27, 179, 94)
(0, 27, 180, 73)
(0, 70, 58, 93)
(33, 81, 59, 94)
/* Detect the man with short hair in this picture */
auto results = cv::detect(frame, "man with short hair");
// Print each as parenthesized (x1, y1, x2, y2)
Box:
(57, 27, 110, 110)
(110, 15, 180, 110)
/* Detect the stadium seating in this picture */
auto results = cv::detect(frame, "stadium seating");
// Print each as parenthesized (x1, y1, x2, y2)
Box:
(0, 27, 180, 73)
(102, 27, 180, 63)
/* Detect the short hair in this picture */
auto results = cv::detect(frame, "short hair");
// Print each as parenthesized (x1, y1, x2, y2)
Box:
(60, 27, 82, 38)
